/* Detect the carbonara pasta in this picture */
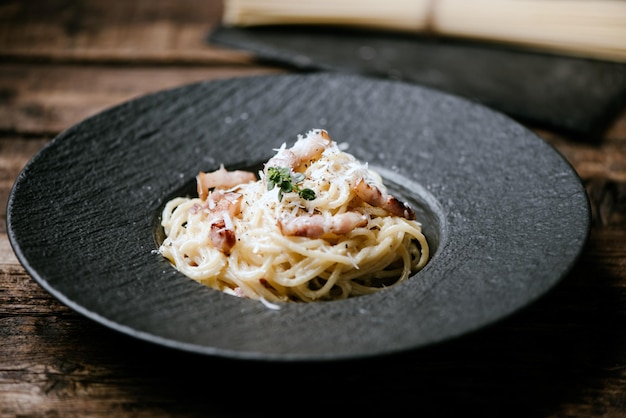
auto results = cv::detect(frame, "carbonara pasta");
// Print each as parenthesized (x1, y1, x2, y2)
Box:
(159, 129, 429, 303)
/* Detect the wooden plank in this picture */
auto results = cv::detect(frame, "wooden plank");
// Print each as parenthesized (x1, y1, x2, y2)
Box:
(535, 107, 626, 184)
(0, 63, 284, 135)
(0, 0, 252, 64)
(544, 134, 626, 183)
(0, 136, 50, 235)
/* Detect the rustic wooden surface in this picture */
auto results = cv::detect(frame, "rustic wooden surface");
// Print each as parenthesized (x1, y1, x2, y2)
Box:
(1, 1, 625, 417)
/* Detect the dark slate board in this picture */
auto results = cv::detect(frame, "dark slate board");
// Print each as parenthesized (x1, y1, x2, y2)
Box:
(210, 25, 626, 138)
(7, 73, 589, 361)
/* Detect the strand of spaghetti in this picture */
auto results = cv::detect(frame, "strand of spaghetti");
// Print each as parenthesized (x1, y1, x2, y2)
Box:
(306, 177, 352, 210)
(270, 234, 364, 265)
(271, 259, 337, 288)
(377, 220, 430, 262)
(223, 252, 274, 281)
(161, 198, 195, 236)
(295, 266, 344, 301)
(343, 248, 402, 281)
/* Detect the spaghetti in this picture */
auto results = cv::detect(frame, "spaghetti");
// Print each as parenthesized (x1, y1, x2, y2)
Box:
(159, 129, 429, 302)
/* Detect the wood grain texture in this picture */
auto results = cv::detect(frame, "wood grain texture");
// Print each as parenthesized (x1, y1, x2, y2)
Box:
(0, 64, 284, 135)
(0, 0, 252, 64)
(1, 0, 626, 416)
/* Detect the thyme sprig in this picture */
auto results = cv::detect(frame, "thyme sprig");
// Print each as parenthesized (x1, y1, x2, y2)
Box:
(266, 166, 316, 201)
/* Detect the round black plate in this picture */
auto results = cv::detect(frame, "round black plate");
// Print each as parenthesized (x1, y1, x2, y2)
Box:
(7, 73, 589, 361)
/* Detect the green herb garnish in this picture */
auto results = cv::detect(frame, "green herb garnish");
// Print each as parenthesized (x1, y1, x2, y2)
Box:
(266, 166, 316, 201)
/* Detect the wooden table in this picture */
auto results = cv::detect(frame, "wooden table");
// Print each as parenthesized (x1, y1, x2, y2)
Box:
(1, 1, 625, 416)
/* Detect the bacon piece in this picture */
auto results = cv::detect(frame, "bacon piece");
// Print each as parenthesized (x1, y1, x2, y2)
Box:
(264, 149, 298, 173)
(196, 164, 256, 200)
(354, 178, 415, 220)
(279, 212, 368, 238)
(209, 218, 237, 255)
(289, 129, 332, 164)
(264, 129, 332, 173)
(205, 190, 243, 254)
(207, 190, 243, 219)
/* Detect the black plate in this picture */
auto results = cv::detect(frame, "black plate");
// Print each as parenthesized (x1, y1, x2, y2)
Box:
(7, 73, 589, 361)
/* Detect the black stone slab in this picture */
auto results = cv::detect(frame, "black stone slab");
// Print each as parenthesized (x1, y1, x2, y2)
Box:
(210, 25, 626, 138)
